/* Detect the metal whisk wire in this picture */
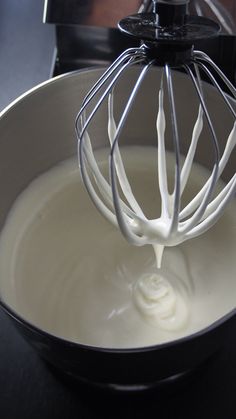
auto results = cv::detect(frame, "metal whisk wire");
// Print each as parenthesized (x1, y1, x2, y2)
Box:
(76, 47, 147, 228)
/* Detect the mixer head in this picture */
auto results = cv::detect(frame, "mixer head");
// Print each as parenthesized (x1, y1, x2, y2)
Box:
(76, 0, 236, 250)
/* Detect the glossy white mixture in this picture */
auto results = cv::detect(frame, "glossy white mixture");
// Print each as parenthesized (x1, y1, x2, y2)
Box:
(83, 87, 236, 266)
(0, 147, 235, 348)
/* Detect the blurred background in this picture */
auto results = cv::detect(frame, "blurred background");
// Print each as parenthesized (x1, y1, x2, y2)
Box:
(0, 0, 235, 110)
(44, 0, 236, 30)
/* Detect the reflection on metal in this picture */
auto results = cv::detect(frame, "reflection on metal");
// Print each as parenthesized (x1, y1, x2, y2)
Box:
(138, 0, 153, 13)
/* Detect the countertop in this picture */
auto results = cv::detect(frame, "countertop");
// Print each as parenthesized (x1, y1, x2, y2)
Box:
(0, 1, 236, 418)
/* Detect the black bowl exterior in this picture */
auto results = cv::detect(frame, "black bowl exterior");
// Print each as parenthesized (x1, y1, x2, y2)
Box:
(1, 301, 236, 387)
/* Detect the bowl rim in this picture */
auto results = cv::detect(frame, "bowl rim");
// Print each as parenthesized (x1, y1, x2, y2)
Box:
(1, 65, 234, 120)
(0, 67, 110, 121)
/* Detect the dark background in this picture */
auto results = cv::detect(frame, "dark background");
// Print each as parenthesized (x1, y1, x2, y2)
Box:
(0, 1, 236, 418)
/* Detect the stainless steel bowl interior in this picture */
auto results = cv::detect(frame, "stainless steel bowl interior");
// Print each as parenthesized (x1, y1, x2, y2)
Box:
(0, 68, 235, 387)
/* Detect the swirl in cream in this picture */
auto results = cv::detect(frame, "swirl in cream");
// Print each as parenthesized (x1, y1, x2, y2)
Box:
(133, 270, 189, 331)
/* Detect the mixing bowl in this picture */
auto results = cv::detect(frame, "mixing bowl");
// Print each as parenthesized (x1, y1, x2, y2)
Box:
(0, 68, 235, 390)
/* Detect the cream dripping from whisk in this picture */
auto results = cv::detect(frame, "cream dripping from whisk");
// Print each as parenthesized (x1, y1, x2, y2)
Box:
(76, 1, 236, 331)
(77, 2, 236, 258)
(108, 87, 193, 329)
(107, 85, 236, 264)
(78, 83, 236, 259)
(78, 81, 236, 331)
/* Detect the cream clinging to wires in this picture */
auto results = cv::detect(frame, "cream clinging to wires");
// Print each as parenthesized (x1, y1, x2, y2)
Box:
(76, 0, 236, 266)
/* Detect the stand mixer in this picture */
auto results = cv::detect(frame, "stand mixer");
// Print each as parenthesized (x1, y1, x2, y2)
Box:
(76, 0, 236, 259)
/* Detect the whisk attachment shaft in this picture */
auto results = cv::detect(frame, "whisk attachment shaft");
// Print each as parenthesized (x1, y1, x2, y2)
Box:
(152, 0, 189, 27)
(76, 2, 236, 250)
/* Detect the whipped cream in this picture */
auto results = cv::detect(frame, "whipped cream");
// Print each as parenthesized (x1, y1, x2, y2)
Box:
(0, 147, 235, 348)
(133, 269, 189, 331)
